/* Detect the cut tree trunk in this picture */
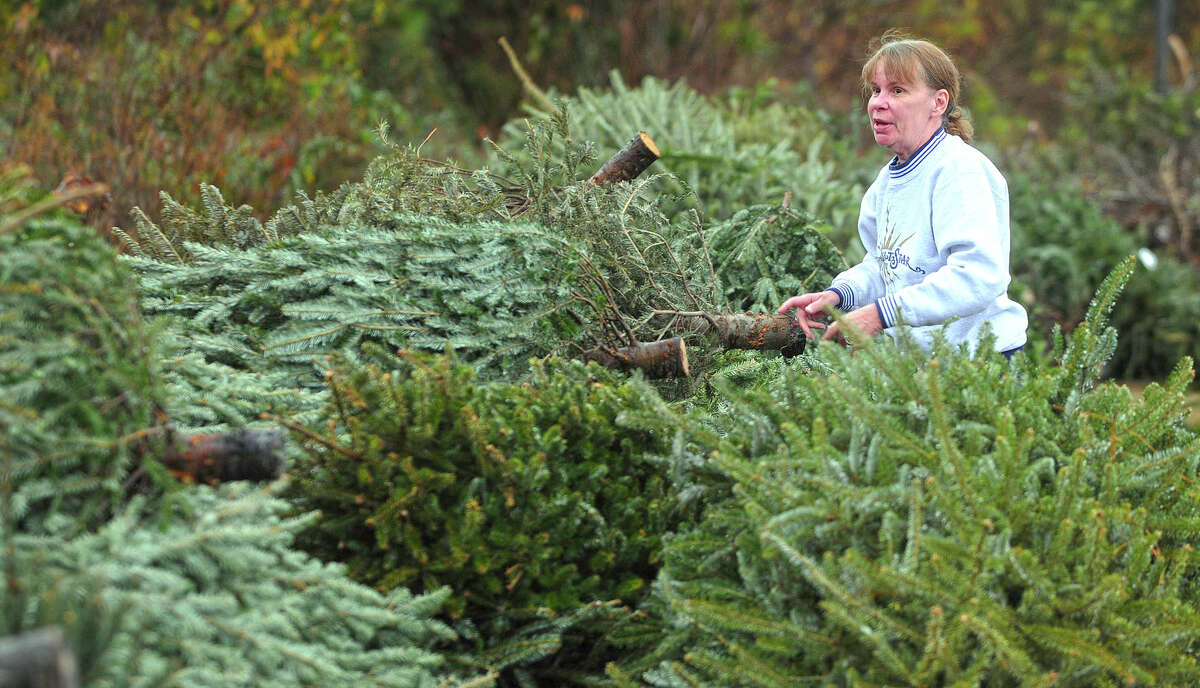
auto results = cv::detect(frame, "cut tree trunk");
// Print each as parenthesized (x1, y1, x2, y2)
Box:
(589, 132, 661, 186)
(582, 337, 689, 378)
(655, 312, 807, 357)
(162, 428, 286, 484)
(507, 132, 661, 215)
(0, 627, 79, 688)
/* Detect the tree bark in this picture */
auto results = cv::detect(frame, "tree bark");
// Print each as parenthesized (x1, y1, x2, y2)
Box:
(0, 627, 79, 688)
(655, 312, 807, 357)
(582, 337, 689, 378)
(162, 428, 286, 484)
(589, 132, 660, 186)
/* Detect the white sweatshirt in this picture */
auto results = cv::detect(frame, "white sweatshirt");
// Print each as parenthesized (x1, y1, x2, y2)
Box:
(827, 128, 1027, 353)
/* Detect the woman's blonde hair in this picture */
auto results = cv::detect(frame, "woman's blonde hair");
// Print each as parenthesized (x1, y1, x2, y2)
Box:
(861, 31, 974, 142)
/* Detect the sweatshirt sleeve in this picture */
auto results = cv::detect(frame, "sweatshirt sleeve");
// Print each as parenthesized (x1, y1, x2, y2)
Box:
(828, 172, 887, 311)
(874, 157, 1011, 328)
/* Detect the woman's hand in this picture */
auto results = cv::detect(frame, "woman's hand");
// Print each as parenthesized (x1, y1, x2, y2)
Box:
(822, 304, 883, 346)
(777, 291, 840, 340)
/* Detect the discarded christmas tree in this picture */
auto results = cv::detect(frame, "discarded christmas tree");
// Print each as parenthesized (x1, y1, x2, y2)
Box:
(285, 346, 684, 683)
(616, 259, 1200, 686)
(1, 178, 167, 532)
(123, 115, 845, 396)
(0, 169, 484, 688)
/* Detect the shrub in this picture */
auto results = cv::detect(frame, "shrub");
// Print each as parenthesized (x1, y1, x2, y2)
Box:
(1056, 64, 1198, 262)
(619, 260, 1200, 685)
(285, 347, 682, 680)
(1009, 173, 1200, 381)
(1107, 255, 1200, 380)
(0, 1, 429, 227)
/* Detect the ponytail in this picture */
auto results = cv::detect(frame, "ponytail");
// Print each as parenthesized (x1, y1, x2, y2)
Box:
(945, 105, 973, 143)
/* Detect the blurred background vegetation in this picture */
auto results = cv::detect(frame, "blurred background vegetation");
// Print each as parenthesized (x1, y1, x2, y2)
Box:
(1, 0, 1197, 381)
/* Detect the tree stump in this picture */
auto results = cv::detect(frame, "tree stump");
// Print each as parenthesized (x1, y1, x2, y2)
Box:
(582, 338, 690, 378)
(589, 132, 661, 186)
(0, 627, 79, 688)
(162, 428, 286, 484)
(654, 312, 807, 357)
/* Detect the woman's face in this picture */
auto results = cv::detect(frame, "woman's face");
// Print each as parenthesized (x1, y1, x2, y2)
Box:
(867, 62, 947, 163)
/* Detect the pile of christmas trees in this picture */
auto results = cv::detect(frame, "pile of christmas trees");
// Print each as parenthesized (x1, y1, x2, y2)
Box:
(0, 166, 485, 687)
(4, 78, 1199, 687)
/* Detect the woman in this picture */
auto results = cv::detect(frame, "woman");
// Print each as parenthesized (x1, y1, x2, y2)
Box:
(778, 33, 1027, 357)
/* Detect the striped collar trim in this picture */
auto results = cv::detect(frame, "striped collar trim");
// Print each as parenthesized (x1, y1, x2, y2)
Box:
(888, 127, 947, 180)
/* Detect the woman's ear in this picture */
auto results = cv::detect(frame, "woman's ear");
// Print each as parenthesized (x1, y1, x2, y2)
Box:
(933, 89, 950, 117)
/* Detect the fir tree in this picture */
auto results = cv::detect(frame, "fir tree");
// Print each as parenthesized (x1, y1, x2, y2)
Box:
(1, 202, 167, 533)
(284, 346, 685, 684)
(619, 260, 1200, 686)
(131, 215, 595, 383)
(121, 109, 845, 411)
(0, 167, 489, 687)
(2, 485, 487, 687)
(492, 71, 865, 229)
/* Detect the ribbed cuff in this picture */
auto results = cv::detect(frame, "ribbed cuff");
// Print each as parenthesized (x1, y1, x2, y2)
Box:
(875, 295, 900, 329)
(827, 285, 853, 311)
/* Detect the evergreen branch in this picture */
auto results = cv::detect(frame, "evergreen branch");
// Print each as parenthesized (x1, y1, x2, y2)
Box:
(138, 204, 188, 265)
(953, 608, 1038, 679)
(690, 211, 720, 307)
(578, 254, 636, 345)
(901, 478, 923, 575)
(616, 179, 662, 282)
(761, 534, 921, 642)
(1128, 439, 1200, 483)
(264, 412, 361, 459)
(824, 380, 938, 466)
(675, 596, 810, 644)
(728, 641, 821, 687)
(925, 359, 980, 517)
(819, 600, 916, 684)
(1025, 623, 1154, 686)
(444, 672, 500, 688)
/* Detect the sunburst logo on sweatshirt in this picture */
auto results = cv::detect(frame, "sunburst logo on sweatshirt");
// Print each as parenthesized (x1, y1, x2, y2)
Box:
(875, 204, 927, 294)
(876, 205, 912, 292)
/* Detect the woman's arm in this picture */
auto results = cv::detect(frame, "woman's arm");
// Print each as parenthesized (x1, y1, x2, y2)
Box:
(827, 172, 889, 310)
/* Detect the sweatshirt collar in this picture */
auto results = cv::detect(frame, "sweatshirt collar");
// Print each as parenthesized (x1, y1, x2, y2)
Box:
(888, 127, 946, 180)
